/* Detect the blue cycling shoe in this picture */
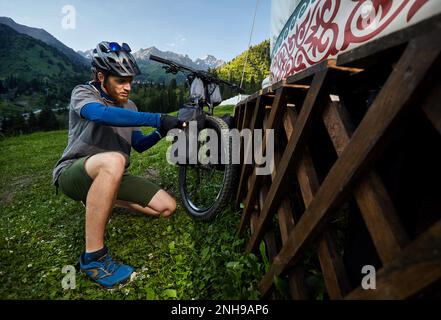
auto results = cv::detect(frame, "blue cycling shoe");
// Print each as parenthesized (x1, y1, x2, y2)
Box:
(79, 251, 134, 288)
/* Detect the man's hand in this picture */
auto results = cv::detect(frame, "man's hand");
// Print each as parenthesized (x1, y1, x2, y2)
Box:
(159, 114, 186, 137)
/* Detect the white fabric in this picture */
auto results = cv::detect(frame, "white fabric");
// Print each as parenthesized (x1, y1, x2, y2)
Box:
(219, 94, 250, 106)
(261, 76, 271, 89)
(270, 0, 301, 54)
(208, 84, 222, 105)
(190, 77, 205, 99)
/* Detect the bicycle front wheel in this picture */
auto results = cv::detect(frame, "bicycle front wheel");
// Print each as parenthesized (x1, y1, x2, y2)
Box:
(178, 115, 238, 221)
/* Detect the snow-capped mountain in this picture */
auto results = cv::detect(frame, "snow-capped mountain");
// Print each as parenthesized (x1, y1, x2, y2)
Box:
(77, 49, 94, 60)
(134, 46, 197, 67)
(134, 47, 225, 70)
(195, 54, 225, 70)
(79, 45, 224, 71)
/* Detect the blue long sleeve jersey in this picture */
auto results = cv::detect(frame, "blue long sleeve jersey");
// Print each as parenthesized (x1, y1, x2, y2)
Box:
(81, 102, 163, 153)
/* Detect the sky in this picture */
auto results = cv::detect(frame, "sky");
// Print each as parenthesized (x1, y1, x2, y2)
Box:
(0, 0, 271, 62)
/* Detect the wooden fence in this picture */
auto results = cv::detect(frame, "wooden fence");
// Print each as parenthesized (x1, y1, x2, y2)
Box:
(233, 14, 441, 299)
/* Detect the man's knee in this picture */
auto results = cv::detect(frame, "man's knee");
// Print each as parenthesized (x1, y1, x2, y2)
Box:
(158, 194, 177, 217)
(103, 152, 126, 173)
(86, 152, 126, 179)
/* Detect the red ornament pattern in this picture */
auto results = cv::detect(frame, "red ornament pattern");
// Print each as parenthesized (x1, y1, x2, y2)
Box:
(271, 0, 429, 82)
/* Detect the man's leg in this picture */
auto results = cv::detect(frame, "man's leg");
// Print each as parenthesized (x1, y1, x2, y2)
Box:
(115, 189, 177, 218)
(83, 152, 126, 252)
(58, 152, 135, 288)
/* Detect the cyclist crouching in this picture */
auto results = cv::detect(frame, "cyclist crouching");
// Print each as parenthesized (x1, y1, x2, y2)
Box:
(52, 41, 184, 288)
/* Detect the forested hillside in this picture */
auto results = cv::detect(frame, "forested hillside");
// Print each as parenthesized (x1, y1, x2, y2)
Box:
(215, 39, 270, 96)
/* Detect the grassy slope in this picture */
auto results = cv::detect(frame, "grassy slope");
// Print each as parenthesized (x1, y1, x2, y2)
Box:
(0, 105, 265, 300)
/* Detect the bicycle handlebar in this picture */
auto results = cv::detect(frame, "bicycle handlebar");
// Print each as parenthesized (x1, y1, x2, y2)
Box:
(149, 54, 244, 93)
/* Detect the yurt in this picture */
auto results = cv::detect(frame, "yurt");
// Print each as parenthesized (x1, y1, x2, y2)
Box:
(269, 0, 441, 83)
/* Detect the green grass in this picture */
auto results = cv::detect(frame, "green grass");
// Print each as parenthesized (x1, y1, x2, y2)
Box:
(0, 105, 264, 299)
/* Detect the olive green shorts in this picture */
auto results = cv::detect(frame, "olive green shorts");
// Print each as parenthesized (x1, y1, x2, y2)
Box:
(58, 156, 161, 207)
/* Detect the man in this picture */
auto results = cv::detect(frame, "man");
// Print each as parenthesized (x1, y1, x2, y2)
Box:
(52, 41, 184, 288)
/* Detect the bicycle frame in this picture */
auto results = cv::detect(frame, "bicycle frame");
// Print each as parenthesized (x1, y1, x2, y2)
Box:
(148, 55, 241, 220)
(149, 54, 243, 116)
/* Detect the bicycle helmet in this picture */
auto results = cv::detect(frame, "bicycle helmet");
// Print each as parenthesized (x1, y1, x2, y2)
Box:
(91, 41, 141, 77)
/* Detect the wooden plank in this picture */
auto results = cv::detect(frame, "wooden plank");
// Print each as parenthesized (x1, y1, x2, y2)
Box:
(271, 109, 309, 299)
(237, 100, 254, 199)
(236, 103, 245, 130)
(247, 91, 261, 103)
(353, 173, 410, 262)
(259, 183, 279, 265)
(250, 211, 259, 234)
(238, 88, 287, 235)
(422, 80, 441, 135)
(329, 65, 364, 74)
(273, 149, 296, 244)
(261, 85, 273, 96)
(286, 59, 335, 85)
(236, 98, 260, 208)
(236, 150, 266, 233)
(317, 232, 351, 299)
(235, 96, 267, 208)
(271, 79, 311, 91)
(235, 102, 248, 202)
(270, 114, 297, 243)
(277, 200, 296, 245)
(247, 84, 275, 103)
(287, 267, 309, 299)
(346, 218, 441, 299)
(264, 230, 278, 264)
(233, 104, 240, 128)
(321, 98, 355, 153)
(248, 99, 309, 299)
(296, 146, 319, 207)
(259, 30, 441, 296)
(298, 148, 352, 299)
(337, 13, 441, 68)
(284, 106, 350, 299)
(322, 98, 410, 263)
(245, 67, 330, 252)
(240, 101, 251, 131)
(269, 80, 284, 91)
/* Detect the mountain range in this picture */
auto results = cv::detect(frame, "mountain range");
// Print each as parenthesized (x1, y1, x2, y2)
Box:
(0, 23, 84, 80)
(77, 46, 225, 84)
(0, 16, 89, 67)
(0, 16, 225, 76)
(0, 16, 269, 117)
(0, 22, 91, 117)
(78, 45, 225, 71)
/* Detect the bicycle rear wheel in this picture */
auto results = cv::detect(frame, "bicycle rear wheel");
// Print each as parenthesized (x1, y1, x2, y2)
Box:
(178, 115, 238, 221)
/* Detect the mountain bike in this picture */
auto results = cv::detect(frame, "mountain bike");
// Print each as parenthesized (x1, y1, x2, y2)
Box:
(149, 54, 243, 221)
